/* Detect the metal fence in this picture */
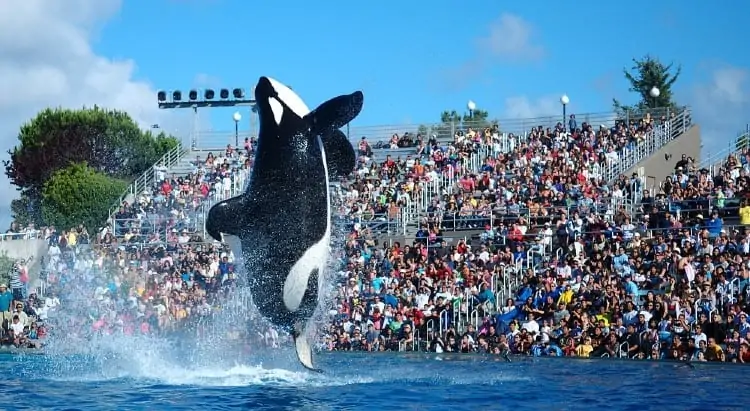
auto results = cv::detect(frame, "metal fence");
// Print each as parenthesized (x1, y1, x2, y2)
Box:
(106, 144, 189, 222)
(701, 124, 750, 175)
(193, 107, 686, 149)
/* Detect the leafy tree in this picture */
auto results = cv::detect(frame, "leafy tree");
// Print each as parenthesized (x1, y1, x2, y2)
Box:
(0, 251, 15, 287)
(432, 109, 494, 140)
(40, 162, 128, 232)
(9, 195, 39, 228)
(4, 106, 179, 224)
(613, 55, 682, 113)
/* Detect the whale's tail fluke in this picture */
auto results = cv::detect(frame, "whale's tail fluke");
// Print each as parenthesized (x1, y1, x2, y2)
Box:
(294, 333, 322, 373)
(293, 323, 323, 373)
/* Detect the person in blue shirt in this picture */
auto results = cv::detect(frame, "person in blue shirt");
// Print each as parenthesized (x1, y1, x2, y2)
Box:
(477, 283, 496, 308)
(623, 275, 639, 299)
(705, 210, 723, 238)
(0, 284, 13, 325)
(613, 248, 629, 272)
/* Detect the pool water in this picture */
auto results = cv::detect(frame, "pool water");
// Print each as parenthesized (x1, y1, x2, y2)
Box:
(2, 348, 747, 411)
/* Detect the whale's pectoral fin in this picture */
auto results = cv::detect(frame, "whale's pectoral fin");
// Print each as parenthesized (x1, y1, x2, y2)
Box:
(205, 195, 247, 241)
(306, 91, 364, 133)
(321, 129, 356, 178)
(293, 324, 323, 374)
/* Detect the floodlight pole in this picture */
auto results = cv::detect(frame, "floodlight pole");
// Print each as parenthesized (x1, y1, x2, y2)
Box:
(192, 106, 198, 149)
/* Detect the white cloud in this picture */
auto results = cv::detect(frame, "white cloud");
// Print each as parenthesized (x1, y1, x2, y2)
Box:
(0, 0, 186, 212)
(502, 95, 561, 119)
(495, 95, 565, 134)
(688, 65, 750, 156)
(435, 13, 543, 91)
(475, 13, 544, 62)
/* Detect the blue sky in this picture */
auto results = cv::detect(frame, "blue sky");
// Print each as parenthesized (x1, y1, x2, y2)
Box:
(93, 0, 749, 147)
(0, 0, 749, 228)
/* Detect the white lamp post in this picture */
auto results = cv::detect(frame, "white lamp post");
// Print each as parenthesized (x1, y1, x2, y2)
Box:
(467, 100, 476, 125)
(560, 94, 569, 126)
(233, 111, 242, 147)
(649, 87, 660, 108)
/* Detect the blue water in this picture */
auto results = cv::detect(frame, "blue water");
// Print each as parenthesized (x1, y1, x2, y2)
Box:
(2, 347, 748, 411)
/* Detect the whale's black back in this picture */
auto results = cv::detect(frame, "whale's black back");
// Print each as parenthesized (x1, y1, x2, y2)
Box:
(205, 76, 362, 332)
(240, 131, 329, 327)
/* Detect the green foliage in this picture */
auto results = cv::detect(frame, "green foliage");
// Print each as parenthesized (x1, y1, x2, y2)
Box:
(432, 109, 496, 141)
(4, 106, 179, 225)
(613, 55, 682, 113)
(9, 194, 38, 228)
(0, 251, 14, 287)
(40, 162, 128, 232)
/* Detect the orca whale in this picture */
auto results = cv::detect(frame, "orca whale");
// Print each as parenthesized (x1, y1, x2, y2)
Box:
(204, 76, 362, 372)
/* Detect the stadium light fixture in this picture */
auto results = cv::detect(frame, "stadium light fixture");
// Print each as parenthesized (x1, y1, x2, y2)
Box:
(157, 86, 255, 109)
(560, 94, 569, 128)
(649, 87, 660, 108)
(157, 84, 258, 149)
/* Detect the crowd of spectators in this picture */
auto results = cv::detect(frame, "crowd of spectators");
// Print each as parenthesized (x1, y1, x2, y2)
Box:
(343, 112, 683, 238)
(0, 142, 285, 351)
(323, 111, 750, 365)
(7, 107, 750, 365)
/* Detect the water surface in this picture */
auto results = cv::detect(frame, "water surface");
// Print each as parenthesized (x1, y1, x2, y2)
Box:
(2, 349, 747, 411)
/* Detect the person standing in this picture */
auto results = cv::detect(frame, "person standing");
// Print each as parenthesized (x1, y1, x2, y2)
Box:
(9, 261, 26, 302)
(0, 284, 12, 327)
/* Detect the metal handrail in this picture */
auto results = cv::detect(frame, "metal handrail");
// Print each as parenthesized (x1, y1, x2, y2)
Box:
(198, 107, 684, 148)
(0, 230, 44, 241)
(701, 125, 750, 174)
(106, 143, 189, 221)
(598, 109, 692, 183)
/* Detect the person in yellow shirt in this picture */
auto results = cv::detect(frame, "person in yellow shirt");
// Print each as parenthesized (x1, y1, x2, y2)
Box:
(575, 336, 594, 358)
(739, 200, 750, 225)
(705, 338, 725, 362)
(557, 285, 574, 305)
(67, 229, 77, 247)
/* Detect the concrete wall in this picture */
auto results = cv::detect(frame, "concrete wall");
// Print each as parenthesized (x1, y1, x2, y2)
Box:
(0, 239, 48, 290)
(623, 124, 702, 191)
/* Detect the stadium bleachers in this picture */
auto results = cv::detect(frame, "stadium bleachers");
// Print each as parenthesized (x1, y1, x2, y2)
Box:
(9, 104, 750, 364)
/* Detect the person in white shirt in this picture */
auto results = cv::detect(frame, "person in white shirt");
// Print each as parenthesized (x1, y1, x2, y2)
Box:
(522, 313, 540, 335)
(622, 302, 639, 326)
(10, 316, 25, 339)
(692, 324, 707, 346)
